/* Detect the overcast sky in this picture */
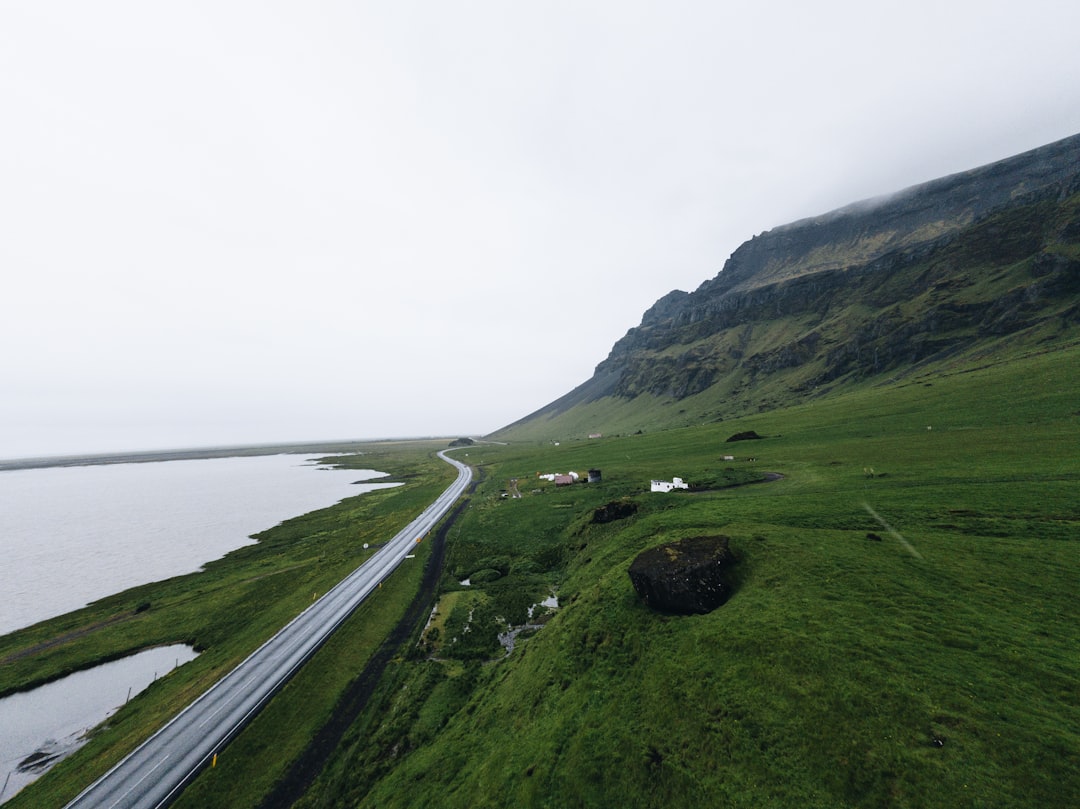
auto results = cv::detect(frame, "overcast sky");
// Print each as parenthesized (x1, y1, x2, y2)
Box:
(3, 1, 1080, 459)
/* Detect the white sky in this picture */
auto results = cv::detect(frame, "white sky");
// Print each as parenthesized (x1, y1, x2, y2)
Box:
(3, 1, 1080, 458)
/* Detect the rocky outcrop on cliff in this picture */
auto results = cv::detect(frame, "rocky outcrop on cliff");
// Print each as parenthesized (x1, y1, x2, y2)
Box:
(495, 133, 1080, 437)
(494, 133, 1080, 436)
(601, 135, 1080, 392)
(680, 131, 1080, 298)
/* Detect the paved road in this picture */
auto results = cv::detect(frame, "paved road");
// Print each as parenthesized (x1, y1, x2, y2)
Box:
(65, 450, 472, 809)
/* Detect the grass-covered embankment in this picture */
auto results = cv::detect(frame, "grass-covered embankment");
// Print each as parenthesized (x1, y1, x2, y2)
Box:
(296, 345, 1080, 808)
(0, 439, 457, 809)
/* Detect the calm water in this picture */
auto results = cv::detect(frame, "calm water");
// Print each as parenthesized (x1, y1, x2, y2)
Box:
(0, 644, 199, 803)
(0, 453, 397, 636)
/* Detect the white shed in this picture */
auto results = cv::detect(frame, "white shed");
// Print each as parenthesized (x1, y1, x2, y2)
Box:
(650, 477, 689, 493)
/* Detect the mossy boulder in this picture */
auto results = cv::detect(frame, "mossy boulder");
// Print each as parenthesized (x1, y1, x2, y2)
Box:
(628, 535, 737, 614)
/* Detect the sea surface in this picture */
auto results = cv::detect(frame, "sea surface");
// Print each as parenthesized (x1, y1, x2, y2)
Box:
(0, 453, 397, 636)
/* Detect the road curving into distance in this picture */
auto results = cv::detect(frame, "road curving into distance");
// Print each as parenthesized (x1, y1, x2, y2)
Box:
(64, 449, 472, 809)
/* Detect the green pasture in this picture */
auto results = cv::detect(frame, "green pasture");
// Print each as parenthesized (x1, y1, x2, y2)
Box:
(300, 344, 1080, 808)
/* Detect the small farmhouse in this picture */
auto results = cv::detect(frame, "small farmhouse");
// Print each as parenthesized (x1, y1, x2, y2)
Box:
(539, 471, 580, 484)
(651, 477, 689, 493)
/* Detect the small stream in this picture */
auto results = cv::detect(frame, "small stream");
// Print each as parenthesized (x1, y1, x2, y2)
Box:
(498, 594, 560, 655)
(0, 644, 198, 804)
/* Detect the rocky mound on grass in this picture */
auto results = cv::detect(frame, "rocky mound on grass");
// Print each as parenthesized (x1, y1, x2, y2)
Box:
(726, 430, 763, 442)
(627, 535, 737, 614)
(591, 499, 639, 524)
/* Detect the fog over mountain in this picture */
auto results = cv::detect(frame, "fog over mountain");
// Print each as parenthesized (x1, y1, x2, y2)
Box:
(3, 2, 1080, 457)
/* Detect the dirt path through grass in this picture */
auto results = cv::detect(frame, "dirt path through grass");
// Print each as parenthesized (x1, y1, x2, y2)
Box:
(0, 615, 135, 668)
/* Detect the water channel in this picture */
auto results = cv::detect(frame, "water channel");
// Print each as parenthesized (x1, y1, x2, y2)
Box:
(0, 644, 199, 803)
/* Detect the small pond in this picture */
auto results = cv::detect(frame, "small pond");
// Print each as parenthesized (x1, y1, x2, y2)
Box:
(0, 643, 198, 804)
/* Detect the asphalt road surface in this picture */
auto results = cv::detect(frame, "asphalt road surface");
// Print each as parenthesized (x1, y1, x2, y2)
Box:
(64, 450, 472, 809)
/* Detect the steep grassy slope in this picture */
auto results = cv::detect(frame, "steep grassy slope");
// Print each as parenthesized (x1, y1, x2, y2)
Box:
(295, 343, 1080, 808)
(496, 134, 1080, 443)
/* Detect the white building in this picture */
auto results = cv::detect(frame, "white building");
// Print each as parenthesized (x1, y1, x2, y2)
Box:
(539, 471, 580, 482)
(650, 477, 689, 493)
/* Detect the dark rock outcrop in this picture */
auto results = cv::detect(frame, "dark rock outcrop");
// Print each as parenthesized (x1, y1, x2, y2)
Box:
(726, 430, 763, 442)
(592, 161, 1080, 401)
(591, 499, 638, 524)
(628, 535, 737, 614)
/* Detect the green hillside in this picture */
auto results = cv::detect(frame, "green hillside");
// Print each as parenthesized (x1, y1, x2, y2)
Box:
(495, 134, 1080, 444)
(295, 343, 1080, 808)
(284, 136, 1080, 808)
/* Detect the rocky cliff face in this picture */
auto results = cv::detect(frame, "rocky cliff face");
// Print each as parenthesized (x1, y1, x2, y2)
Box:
(500, 133, 1080, 434)
(698, 132, 1080, 296)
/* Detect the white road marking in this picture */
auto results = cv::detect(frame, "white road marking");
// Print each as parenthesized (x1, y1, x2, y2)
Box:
(108, 753, 170, 809)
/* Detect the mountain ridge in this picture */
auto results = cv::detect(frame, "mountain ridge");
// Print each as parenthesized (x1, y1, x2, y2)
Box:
(701, 131, 1080, 294)
(495, 132, 1080, 439)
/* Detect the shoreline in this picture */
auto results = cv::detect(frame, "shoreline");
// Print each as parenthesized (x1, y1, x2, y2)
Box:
(0, 442, 378, 473)
(0, 454, 396, 636)
(0, 437, 458, 472)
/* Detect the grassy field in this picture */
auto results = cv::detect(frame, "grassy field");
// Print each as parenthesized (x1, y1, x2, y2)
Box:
(0, 439, 457, 809)
(295, 344, 1079, 808)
